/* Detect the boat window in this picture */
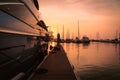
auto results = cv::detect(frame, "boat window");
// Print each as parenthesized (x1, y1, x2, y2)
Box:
(0, 0, 19, 2)
(33, 0, 39, 10)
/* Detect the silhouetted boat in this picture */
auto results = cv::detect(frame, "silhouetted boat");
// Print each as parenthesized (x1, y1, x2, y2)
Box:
(74, 38, 82, 43)
(66, 39, 72, 43)
(74, 20, 90, 44)
(74, 36, 90, 44)
(0, 0, 48, 80)
(81, 36, 90, 43)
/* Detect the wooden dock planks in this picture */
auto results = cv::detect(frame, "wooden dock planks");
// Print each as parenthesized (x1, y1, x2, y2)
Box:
(29, 46, 77, 80)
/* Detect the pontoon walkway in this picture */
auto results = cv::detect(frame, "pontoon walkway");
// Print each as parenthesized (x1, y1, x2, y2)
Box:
(29, 46, 77, 80)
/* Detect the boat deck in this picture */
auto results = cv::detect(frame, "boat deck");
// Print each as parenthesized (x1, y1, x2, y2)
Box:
(29, 46, 77, 80)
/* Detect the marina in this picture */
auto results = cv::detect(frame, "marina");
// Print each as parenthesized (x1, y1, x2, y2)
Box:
(0, 0, 120, 80)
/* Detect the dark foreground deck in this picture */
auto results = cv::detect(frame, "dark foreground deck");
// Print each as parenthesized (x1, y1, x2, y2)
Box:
(29, 46, 77, 80)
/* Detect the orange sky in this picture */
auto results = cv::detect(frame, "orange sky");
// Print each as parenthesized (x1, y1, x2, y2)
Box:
(38, 0, 120, 39)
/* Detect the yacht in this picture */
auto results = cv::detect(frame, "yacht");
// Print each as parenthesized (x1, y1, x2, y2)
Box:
(0, 0, 48, 79)
(81, 36, 90, 43)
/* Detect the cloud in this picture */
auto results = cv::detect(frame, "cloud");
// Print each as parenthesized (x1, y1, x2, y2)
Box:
(39, 0, 120, 16)
(64, 0, 120, 16)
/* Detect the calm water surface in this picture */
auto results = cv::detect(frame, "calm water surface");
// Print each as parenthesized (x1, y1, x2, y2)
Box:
(62, 42, 120, 80)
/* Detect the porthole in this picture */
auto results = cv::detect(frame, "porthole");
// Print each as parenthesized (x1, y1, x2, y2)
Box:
(33, 0, 39, 10)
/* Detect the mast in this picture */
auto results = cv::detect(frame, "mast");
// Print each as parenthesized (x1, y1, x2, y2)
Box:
(78, 20, 80, 39)
(119, 32, 120, 40)
(72, 32, 74, 40)
(119, 26, 120, 40)
(67, 29, 70, 39)
(96, 32, 99, 40)
(63, 25, 64, 40)
(116, 31, 118, 39)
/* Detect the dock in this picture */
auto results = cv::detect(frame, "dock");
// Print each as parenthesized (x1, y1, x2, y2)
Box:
(29, 46, 77, 80)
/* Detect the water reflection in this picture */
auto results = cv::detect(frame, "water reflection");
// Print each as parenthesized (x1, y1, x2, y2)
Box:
(76, 44, 80, 69)
(82, 43, 90, 49)
(117, 44, 120, 64)
(62, 42, 120, 80)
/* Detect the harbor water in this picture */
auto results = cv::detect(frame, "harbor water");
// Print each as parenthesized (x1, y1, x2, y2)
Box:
(62, 42, 120, 80)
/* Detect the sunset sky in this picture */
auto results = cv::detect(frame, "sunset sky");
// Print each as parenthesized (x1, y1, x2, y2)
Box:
(38, 0, 120, 39)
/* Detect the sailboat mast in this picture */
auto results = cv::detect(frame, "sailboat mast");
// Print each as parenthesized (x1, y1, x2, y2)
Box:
(66, 29, 69, 39)
(63, 25, 64, 40)
(119, 27, 120, 40)
(116, 31, 118, 40)
(78, 20, 80, 39)
(119, 32, 120, 40)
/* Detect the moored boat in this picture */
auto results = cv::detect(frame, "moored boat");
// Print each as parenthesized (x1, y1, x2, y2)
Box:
(81, 36, 90, 43)
(0, 0, 48, 80)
